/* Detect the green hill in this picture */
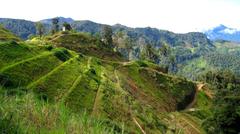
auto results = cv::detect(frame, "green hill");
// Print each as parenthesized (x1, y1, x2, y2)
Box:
(177, 41, 240, 80)
(0, 31, 212, 134)
(0, 26, 21, 41)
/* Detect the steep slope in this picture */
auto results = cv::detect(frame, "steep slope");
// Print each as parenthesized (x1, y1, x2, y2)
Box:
(0, 32, 212, 134)
(177, 41, 240, 80)
(0, 26, 21, 41)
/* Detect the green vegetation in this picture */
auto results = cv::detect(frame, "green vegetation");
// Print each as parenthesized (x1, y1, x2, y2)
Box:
(0, 91, 117, 134)
(177, 41, 240, 80)
(199, 70, 240, 134)
(2, 27, 239, 134)
(0, 26, 21, 41)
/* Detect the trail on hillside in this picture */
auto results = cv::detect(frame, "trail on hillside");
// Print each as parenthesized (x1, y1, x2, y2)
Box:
(0, 52, 52, 72)
(114, 67, 148, 133)
(197, 83, 213, 99)
(197, 83, 205, 91)
(114, 69, 121, 89)
(27, 55, 78, 88)
(174, 114, 201, 134)
(62, 57, 92, 101)
(92, 70, 105, 116)
(186, 83, 211, 109)
(49, 34, 64, 42)
(167, 113, 202, 134)
(180, 115, 201, 134)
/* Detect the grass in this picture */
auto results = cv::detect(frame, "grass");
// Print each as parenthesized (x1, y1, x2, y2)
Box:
(0, 51, 64, 88)
(65, 58, 102, 113)
(0, 26, 21, 41)
(0, 31, 212, 133)
(31, 56, 86, 102)
(0, 91, 118, 134)
(46, 32, 125, 62)
(119, 62, 196, 111)
(0, 41, 42, 69)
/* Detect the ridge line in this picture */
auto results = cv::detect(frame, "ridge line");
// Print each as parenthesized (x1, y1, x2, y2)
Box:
(61, 57, 92, 102)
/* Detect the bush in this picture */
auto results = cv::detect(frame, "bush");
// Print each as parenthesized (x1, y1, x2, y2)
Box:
(0, 74, 13, 87)
(44, 45, 53, 51)
(53, 48, 71, 61)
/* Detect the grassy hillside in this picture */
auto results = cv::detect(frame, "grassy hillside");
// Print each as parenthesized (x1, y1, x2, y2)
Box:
(43, 32, 124, 61)
(0, 26, 21, 41)
(0, 31, 212, 133)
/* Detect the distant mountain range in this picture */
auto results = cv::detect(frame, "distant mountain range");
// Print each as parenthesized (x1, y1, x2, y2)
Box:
(204, 24, 240, 42)
(0, 17, 239, 43)
(40, 17, 74, 24)
(0, 17, 214, 67)
(0, 17, 211, 45)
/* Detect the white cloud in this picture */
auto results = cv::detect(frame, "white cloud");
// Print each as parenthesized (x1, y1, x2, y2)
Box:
(220, 28, 238, 34)
(0, 0, 240, 33)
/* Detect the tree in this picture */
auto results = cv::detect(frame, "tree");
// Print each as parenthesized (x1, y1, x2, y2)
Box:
(159, 44, 170, 57)
(142, 44, 159, 63)
(169, 55, 177, 72)
(51, 18, 59, 34)
(36, 22, 45, 38)
(125, 37, 133, 60)
(63, 22, 72, 31)
(101, 25, 113, 48)
(202, 70, 240, 134)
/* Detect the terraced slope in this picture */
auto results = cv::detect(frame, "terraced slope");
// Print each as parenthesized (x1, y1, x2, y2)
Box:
(0, 34, 211, 133)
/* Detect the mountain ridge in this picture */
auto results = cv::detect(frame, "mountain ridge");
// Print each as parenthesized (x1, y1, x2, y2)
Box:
(204, 24, 240, 42)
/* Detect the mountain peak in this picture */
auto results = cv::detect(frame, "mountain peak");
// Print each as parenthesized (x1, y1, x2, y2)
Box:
(211, 24, 227, 32)
(205, 24, 240, 42)
(40, 17, 74, 24)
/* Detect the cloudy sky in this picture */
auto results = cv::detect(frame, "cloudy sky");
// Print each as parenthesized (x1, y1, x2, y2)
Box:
(1, 0, 240, 33)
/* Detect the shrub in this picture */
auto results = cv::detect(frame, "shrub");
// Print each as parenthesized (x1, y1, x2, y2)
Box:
(0, 74, 13, 88)
(53, 48, 71, 61)
(44, 45, 53, 51)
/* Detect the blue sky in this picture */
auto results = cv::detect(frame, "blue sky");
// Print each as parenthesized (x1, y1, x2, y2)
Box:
(0, 0, 240, 33)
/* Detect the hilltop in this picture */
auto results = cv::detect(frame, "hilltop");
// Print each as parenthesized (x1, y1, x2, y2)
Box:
(0, 29, 212, 134)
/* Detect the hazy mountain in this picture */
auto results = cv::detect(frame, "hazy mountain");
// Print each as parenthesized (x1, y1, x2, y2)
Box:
(0, 18, 36, 39)
(40, 17, 74, 24)
(0, 17, 212, 46)
(205, 24, 240, 42)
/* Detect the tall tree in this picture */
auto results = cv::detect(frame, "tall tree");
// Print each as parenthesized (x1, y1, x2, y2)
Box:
(51, 18, 59, 34)
(125, 36, 133, 60)
(159, 44, 170, 57)
(101, 25, 113, 48)
(36, 22, 45, 38)
(142, 44, 159, 63)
